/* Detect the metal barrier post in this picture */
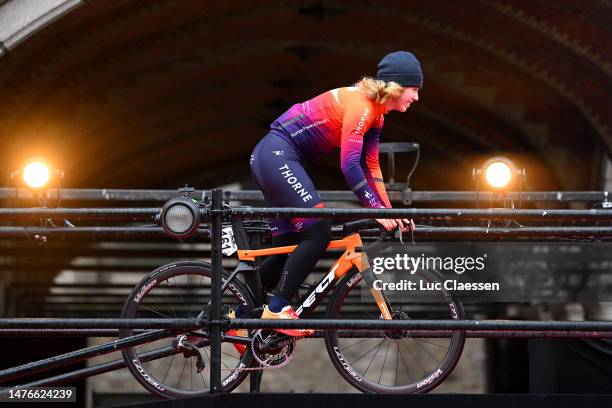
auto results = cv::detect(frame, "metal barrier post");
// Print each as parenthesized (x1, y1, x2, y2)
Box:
(209, 188, 223, 393)
(247, 232, 264, 392)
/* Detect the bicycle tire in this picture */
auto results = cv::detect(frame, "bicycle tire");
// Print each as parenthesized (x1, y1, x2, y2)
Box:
(324, 267, 466, 393)
(120, 260, 255, 398)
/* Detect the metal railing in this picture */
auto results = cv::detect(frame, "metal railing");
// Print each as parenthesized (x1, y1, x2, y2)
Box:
(2, 187, 612, 204)
(1, 188, 612, 393)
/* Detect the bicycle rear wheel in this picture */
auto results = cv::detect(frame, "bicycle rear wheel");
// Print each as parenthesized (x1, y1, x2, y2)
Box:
(324, 268, 465, 393)
(120, 261, 255, 398)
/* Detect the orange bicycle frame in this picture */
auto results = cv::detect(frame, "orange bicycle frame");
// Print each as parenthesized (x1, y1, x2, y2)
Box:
(237, 232, 393, 320)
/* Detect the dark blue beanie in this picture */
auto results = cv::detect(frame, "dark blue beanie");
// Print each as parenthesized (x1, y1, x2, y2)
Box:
(376, 51, 423, 87)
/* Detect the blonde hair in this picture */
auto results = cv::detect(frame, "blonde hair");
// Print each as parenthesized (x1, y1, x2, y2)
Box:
(355, 76, 404, 104)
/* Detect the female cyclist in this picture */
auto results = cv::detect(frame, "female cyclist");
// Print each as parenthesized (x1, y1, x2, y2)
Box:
(246, 51, 421, 336)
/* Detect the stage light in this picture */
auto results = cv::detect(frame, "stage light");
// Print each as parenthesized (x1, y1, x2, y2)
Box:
(473, 156, 525, 191)
(484, 159, 513, 189)
(159, 197, 201, 239)
(22, 161, 51, 189)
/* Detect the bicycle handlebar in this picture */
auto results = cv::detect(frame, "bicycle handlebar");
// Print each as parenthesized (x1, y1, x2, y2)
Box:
(342, 219, 381, 235)
(343, 220, 395, 244)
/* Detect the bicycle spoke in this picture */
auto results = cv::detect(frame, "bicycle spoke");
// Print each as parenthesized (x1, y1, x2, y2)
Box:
(399, 340, 426, 376)
(220, 350, 241, 362)
(178, 357, 188, 388)
(363, 339, 386, 377)
(170, 276, 189, 316)
(188, 275, 207, 318)
(186, 273, 192, 318)
(349, 339, 384, 366)
(150, 355, 170, 377)
(162, 354, 176, 385)
(415, 338, 449, 350)
(378, 338, 392, 384)
(161, 280, 178, 317)
(340, 337, 373, 352)
(395, 342, 399, 386)
(397, 341, 414, 382)
(202, 347, 232, 370)
(140, 304, 172, 319)
(411, 337, 441, 364)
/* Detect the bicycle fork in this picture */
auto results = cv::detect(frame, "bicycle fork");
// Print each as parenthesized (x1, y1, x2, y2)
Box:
(345, 249, 393, 320)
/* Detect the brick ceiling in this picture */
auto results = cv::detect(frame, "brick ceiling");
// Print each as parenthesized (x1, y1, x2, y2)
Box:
(0, 0, 610, 191)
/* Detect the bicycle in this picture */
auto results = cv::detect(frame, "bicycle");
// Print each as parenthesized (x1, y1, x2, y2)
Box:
(119, 214, 465, 397)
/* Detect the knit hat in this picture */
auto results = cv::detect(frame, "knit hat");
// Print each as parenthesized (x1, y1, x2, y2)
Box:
(376, 51, 423, 87)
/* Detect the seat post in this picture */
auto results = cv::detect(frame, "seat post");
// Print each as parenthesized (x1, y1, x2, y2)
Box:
(230, 219, 250, 250)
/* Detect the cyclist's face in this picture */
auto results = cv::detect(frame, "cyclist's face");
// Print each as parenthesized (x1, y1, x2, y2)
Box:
(386, 87, 419, 113)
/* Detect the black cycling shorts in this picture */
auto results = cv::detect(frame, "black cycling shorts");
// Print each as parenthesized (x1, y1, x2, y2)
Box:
(250, 131, 324, 236)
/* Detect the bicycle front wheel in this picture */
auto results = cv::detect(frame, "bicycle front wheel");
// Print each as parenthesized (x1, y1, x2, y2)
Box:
(120, 261, 255, 398)
(324, 268, 465, 393)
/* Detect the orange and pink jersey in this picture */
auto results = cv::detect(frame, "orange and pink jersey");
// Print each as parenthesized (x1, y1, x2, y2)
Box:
(270, 87, 391, 208)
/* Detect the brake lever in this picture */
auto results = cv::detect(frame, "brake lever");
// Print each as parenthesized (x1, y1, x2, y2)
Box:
(397, 225, 416, 247)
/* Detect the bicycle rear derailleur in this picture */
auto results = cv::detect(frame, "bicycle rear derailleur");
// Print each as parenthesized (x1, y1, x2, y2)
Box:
(174, 334, 206, 373)
(251, 330, 296, 368)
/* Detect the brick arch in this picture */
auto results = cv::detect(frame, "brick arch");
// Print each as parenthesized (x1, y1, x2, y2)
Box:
(0, 0, 608, 190)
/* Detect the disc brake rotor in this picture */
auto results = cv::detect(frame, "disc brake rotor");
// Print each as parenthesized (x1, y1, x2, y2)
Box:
(251, 330, 296, 368)
(385, 310, 411, 340)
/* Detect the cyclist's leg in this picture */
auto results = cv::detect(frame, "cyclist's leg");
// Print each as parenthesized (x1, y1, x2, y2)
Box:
(250, 134, 302, 295)
(273, 218, 331, 304)
(257, 227, 299, 293)
(250, 131, 331, 313)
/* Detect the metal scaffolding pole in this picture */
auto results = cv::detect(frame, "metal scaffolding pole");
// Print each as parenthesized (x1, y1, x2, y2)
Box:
(2, 188, 611, 203)
(2, 207, 611, 221)
(2, 328, 612, 340)
(209, 188, 223, 393)
(1, 226, 611, 240)
(1, 318, 611, 332)
(15, 345, 177, 388)
(0, 227, 209, 238)
(0, 208, 158, 220)
(0, 329, 172, 384)
(229, 207, 612, 221)
(0, 318, 200, 329)
(228, 319, 612, 331)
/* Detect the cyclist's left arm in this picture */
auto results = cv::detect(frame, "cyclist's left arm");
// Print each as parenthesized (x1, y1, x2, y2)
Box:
(362, 117, 415, 232)
(361, 116, 392, 209)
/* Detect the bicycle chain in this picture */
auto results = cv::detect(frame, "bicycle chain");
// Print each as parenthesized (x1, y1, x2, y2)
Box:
(199, 336, 315, 373)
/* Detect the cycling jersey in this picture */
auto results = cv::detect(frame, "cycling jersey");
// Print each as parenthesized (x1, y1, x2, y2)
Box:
(270, 87, 392, 209)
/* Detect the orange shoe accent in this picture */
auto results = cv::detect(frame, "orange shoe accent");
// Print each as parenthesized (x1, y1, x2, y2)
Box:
(261, 305, 314, 337)
(225, 310, 248, 355)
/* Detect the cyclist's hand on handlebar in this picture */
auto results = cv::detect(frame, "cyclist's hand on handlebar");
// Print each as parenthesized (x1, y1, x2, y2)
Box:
(375, 218, 397, 231)
(396, 218, 416, 232)
(376, 218, 416, 232)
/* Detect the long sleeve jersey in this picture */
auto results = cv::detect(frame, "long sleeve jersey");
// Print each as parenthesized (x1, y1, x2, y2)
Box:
(270, 87, 392, 208)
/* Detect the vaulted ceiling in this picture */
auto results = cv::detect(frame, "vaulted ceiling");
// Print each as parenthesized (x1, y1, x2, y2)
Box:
(0, 0, 610, 192)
